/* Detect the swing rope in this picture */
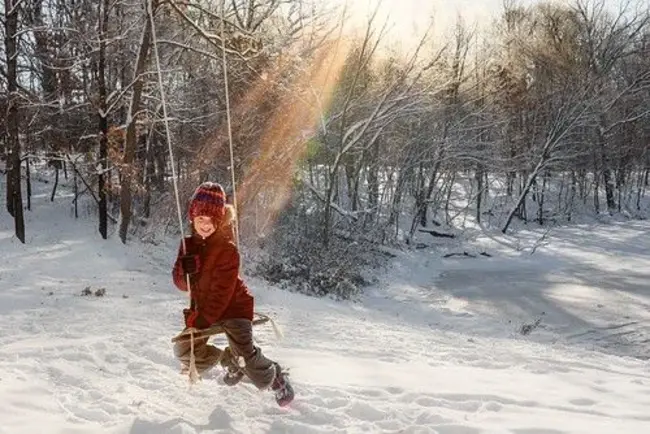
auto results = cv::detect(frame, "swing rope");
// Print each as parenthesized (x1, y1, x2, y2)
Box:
(149, 0, 202, 385)
(218, 4, 283, 340)
(220, 0, 240, 250)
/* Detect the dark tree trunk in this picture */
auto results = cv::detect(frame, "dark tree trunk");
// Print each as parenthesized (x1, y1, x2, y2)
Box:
(344, 157, 357, 212)
(95, 0, 110, 239)
(25, 156, 31, 211)
(444, 172, 455, 225)
(567, 170, 576, 222)
(475, 166, 484, 224)
(594, 175, 600, 213)
(537, 171, 548, 225)
(73, 165, 79, 218)
(603, 167, 616, 212)
(5, 0, 25, 242)
(636, 170, 643, 211)
(389, 164, 410, 229)
(51, 167, 59, 201)
(598, 120, 616, 212)
(416, 163, 427, 227)
(410, 158, 442, 239)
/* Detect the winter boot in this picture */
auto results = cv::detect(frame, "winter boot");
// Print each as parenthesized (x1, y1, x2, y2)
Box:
(271, 363, 294, 407)
(220, 347, 244, 386)
(222, 366, 244, 386)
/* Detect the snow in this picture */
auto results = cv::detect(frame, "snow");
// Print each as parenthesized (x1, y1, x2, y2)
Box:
(1, 175, 650, 434)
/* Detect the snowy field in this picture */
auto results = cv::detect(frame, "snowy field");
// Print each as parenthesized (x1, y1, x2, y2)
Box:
(1, 178, 649, 434)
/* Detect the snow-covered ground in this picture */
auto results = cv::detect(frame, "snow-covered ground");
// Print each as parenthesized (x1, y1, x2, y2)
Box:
(1, 176, 649, 434)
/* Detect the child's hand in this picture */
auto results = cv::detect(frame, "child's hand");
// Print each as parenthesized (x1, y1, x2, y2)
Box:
(184, 309, 210, 329)
(181, 254, 199, 275)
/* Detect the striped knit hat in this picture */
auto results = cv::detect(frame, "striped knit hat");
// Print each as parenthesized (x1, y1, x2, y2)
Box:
(188, 182, 226, 222)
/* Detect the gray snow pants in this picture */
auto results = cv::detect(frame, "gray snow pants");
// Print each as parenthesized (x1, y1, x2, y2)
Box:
(174, 318, 276, 390)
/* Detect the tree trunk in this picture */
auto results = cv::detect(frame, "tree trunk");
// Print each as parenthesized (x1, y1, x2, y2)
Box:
(475, 166, 484, 224)
(598, 121, 616, 212)
(531, 178, 538, 203)
(537, 171, 548, 225)
(32, 0, 58, 154)
(51, 167, 59, 201)
(73, 165, 79, 219)
(154, 138, 166, 191)
(366, 137, 380, 221)
(503, 156, 550, 233)
(515, 172, 528, 222)
(567, 170, 576, 222)
(557, 172, 565, 210)
(506, 143, 516, 197)
(344, 157, 357, 211)
(444, 172, 456, 225)
(636, 170, 643, 212)
(388, 165, 408, 228)
(616, 167, 626, 213)
(415, 163, 427, 227)
(4, 0, 25, 242)
(118, 0, 155, 243)
(25, 157, 31, 211)
(96, 0, 110, 239)
(323, 165, 337, 246)
(409, 158, 442, 239)
(603, 167, 615, 212)
(594, 175, 600, 214)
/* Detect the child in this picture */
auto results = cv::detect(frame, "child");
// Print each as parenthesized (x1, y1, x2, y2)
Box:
(171, 181, 294, 406)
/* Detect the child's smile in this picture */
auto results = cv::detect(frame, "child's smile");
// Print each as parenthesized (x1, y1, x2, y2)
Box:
(193, 216, 216, 238)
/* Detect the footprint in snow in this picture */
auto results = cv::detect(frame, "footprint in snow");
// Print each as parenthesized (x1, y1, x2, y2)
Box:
(569, 398, 597, 406)
(511, 429, 568, 434)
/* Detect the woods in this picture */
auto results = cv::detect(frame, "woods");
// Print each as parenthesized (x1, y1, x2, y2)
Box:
(1, 1, 648, 270)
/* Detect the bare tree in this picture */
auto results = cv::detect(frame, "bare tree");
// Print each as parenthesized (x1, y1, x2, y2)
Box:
(574, 0, 650, 211)
(95, 0, 111, 239)
(118, 0, 156, 243)
(502, 87, 594, 233)
(4, 0, 25, 242)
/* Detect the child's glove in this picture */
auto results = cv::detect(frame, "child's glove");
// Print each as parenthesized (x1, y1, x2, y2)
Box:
(180, 254, 199, 275)
(184, 308, 210, 329)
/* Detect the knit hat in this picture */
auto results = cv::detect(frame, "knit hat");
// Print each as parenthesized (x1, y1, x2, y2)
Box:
(188, 182, 226, 222)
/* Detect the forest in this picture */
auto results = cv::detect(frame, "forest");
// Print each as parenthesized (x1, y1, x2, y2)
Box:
(2, 0, 649, 296)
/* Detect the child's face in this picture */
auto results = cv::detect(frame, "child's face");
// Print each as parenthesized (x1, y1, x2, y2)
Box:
(193, 216, 216, 238)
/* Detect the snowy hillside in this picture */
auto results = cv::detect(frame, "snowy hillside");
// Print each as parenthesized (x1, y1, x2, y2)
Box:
(1, 178, 649, 434)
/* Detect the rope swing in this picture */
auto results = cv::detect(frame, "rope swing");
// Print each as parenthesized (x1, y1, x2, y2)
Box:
(149, 0, 202, 385)
(150, 0, 282, 386)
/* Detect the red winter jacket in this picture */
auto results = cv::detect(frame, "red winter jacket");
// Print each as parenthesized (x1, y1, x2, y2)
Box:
(172, 233, 254, 326)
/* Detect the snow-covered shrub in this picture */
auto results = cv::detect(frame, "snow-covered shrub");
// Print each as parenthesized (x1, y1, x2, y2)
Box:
(253, 198, 387, 300)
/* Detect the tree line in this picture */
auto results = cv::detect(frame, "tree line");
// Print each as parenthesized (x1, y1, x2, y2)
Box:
(1, 0, 648, 252)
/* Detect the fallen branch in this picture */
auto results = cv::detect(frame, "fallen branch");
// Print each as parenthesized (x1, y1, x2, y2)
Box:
(419, 228, 455, 238)
(443, 251, 475, 258)
(443, 251, 492, 258)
